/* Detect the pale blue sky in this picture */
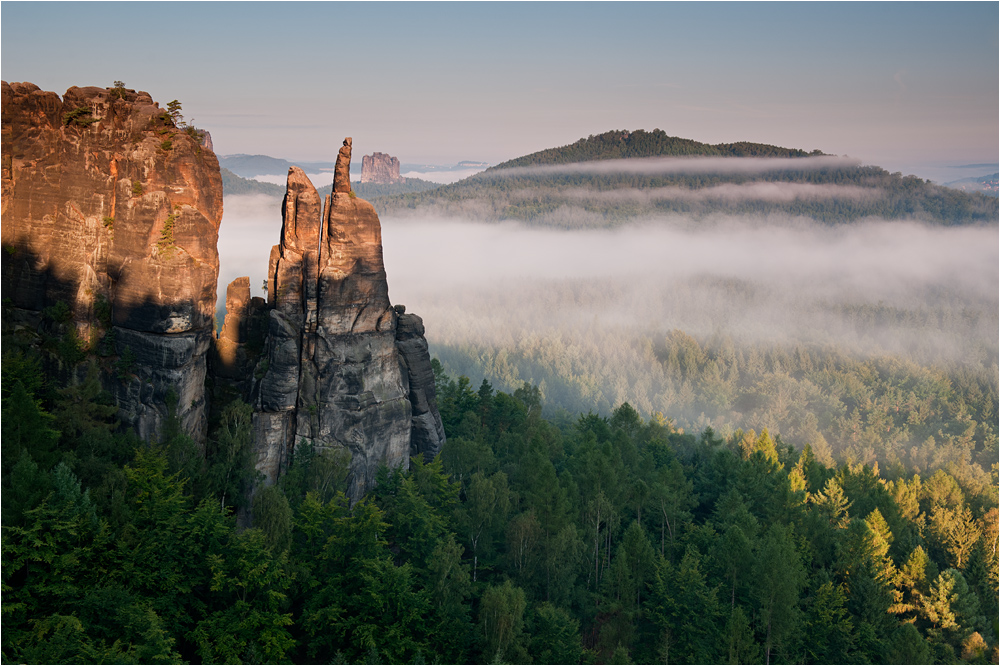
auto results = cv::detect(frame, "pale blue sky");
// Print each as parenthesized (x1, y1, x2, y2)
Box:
(3, 2, 997, 181)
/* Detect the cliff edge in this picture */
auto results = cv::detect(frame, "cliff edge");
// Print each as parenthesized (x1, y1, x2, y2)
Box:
(1, 81, 222, 442)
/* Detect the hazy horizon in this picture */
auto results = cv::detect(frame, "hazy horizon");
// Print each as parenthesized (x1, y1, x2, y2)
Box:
(3, 3, 996, 184)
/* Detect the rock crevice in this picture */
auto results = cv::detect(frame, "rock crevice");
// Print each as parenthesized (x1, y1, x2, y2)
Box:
(230, 138, 443, 501)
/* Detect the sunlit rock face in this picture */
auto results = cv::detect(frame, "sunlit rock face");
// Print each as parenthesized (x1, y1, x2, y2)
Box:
(249, 138, 443, 501)
(1, 81, 222, 442)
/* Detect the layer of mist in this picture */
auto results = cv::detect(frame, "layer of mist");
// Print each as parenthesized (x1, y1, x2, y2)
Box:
(508, 182, 882, 205)
(216, 194, 283, 312)
(401, 168, 487, 184)
(218, 193, 997, 435)
(485, 155, 861, 178)
(380, 217, 997, 362)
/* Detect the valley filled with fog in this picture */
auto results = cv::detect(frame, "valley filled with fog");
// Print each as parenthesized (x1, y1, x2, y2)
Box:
(219, 186, 997, 476)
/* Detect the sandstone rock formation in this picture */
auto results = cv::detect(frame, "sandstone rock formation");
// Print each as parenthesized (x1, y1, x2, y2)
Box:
(199, 130, 214, 153)
(211, 276, 266, 384)
(2, 81, 443, 500)
(240, 138, 443, 500)
(1, 82, 222, 442)
(360, 151, 402, 184)
(395, 306, 446, 461)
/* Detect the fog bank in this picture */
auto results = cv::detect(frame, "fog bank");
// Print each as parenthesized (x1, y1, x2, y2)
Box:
(379, 216, 998, 368)
(486, 155, 861, 178)
(217, 194, 998, 366)
(509, 182, 881, 205)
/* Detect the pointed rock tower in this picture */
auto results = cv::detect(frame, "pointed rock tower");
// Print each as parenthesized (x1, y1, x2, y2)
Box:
(245, 138, 443, 501)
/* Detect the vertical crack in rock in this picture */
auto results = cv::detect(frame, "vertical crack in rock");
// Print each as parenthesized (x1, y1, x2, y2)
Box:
(247, 138, 444, 501)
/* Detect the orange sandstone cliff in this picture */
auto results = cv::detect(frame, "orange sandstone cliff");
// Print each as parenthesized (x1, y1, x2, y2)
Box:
(1, 81, 222, 441)
(2, 82, 443, 499)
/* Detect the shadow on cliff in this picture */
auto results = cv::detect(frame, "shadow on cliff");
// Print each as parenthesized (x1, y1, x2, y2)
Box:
(2, 244, 222, 445)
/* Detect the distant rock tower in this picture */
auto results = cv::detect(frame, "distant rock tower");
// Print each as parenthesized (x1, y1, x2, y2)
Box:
(360, 152, 403, 184)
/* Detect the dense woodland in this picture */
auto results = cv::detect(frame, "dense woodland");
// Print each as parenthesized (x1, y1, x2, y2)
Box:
(220, 168, 285, 197)
(430, 307, 998, 487)
(2, 298, 998, 664)
(488, 130, 821, 169)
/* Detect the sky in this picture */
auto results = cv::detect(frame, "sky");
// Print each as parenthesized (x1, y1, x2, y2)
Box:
(2, 2, 997, 182)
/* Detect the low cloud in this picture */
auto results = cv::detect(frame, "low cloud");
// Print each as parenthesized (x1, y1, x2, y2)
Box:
(509, 182, 881, 205)
(484, 155, 860, 178)
(379, 216, 998, 363)
(217, 194, 998, 368)
(217, 194, 283, 307)
(401, 168, 487, 184)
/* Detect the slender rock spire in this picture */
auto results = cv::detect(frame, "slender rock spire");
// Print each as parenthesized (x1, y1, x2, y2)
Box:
(333, 136, 352, 193)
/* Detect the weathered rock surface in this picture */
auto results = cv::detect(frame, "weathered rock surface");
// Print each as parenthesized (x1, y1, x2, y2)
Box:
(360, 151, 402, 184)
(395, 308, 446, 460)
(1, 81, 222, 442)
(249, 139, 441, 501)
(211, 276, 266, 383)
(333, 137, 353, 194)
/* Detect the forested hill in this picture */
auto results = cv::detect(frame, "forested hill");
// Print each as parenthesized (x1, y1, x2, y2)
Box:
(489, 129, 820, 169)
(374, 130, 999, 227)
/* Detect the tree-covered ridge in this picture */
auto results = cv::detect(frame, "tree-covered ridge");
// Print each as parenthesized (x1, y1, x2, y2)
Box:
(488, 129, 819, 170)
(220, 167, 285, 196)
(322, 177, 441, 201)
(3, 326, 998, 663)
(373, 131, 999, 226)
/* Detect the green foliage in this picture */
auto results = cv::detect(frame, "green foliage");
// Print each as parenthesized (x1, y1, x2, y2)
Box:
(491, 129, 813, 170)
(252, 485, 293, 553)
(115, 346, 136, 380)
(4, 327, 998, 663)
(131, 181, 143, 196)
(184, 125, 205, 142)
(219, 167, 285, 196)
(159, 139, 172, 151)
(165, 100, 183, 126)
(347, 177, 440, 202)
(480, 580, 528, 662)
(157, 211, 178, 253)
(434, 321, 998, 484)
(63, 106, 98, 127)
(377, 129, 998, 225)
(528, 603, 585, 664)
(205, 400, 260, 512)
